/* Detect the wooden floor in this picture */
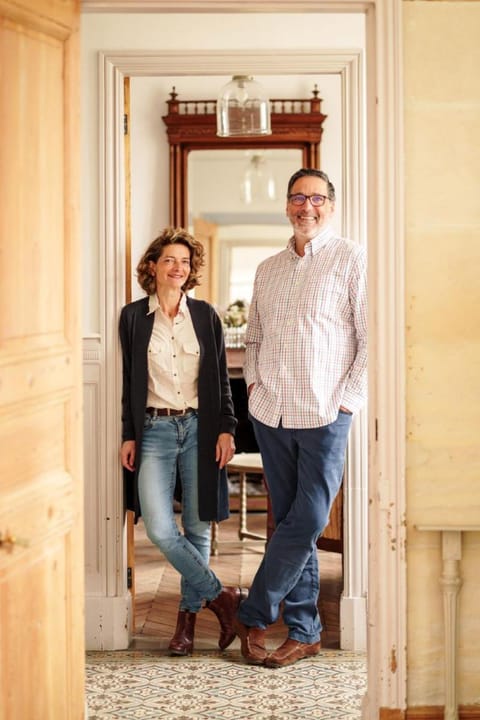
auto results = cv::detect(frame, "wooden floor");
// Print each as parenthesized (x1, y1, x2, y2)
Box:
(131, 506, 343, 651)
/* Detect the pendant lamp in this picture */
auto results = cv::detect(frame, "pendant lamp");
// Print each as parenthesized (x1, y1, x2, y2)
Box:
(240, 153, 277, 204)
(216, 75, 272, 137)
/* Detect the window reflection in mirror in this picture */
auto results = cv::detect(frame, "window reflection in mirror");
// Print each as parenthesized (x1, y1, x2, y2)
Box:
(188, 149, 302, 310)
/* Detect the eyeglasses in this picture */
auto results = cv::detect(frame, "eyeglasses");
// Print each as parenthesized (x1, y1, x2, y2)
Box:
(287, 193, 329, 207)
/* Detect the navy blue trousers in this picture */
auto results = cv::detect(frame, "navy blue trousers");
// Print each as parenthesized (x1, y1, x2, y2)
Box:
(238, 412, 352, 643)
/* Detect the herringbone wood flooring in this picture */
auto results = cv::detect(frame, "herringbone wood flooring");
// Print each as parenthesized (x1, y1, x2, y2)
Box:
(131, 509, 342, 651)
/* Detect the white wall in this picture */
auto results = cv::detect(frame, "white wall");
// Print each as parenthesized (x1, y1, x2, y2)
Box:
(81, 11, 365, 334)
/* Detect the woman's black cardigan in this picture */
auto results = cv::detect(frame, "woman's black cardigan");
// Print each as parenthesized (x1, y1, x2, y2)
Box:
(119, 295, 237, 523)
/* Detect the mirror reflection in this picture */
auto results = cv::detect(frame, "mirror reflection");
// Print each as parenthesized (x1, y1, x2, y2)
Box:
(188, 149, 302, 310)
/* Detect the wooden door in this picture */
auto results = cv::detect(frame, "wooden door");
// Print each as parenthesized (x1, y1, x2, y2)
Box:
(193, 217, 219, 303)
(0, 2, 84, 719)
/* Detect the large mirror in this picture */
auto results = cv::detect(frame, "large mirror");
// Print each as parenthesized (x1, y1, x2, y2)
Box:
(188, 148, 302, 308)
(162, 88, 326, 308)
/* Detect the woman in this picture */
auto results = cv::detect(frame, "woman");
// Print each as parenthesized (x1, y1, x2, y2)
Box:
(119, 227, 245, 656)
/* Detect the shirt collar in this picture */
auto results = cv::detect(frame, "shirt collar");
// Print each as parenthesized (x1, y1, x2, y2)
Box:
(288, 224, 335, 257)
(147, 292, 187, 316)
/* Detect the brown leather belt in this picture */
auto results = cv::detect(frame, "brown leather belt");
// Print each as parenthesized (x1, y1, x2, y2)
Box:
(145, 407, 195, 418)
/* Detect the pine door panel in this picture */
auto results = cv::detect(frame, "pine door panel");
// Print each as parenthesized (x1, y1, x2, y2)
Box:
(0, 2, 83, 719)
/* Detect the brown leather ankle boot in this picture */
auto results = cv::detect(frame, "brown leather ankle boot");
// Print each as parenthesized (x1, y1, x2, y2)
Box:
(168, 610, 196, 656)
(205, 586, 248, 650)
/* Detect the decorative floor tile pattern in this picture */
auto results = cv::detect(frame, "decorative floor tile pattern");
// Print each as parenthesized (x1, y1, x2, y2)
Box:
(86, 649, 365, 719)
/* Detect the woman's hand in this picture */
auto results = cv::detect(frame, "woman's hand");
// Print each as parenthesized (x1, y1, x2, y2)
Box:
(120, 440, 136, 471)
(216, 432, 236, 469)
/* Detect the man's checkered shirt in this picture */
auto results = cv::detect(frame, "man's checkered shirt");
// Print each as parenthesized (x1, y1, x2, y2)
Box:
(243, 225, 367, 429)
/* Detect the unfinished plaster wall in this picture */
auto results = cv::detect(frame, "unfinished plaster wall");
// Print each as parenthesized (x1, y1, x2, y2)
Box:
(404, 0, 480, 706)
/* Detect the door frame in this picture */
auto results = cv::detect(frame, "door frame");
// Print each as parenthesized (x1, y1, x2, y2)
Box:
(99, 44, 367, 639)
(94, 1, 406, 715)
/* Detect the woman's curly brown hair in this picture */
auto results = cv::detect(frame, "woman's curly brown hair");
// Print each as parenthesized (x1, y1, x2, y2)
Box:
(136, 227, 205, 295)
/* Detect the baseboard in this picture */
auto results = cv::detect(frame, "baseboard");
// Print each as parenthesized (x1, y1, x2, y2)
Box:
(339, 594, 366, 651)
(85, 593, 131, 650)
(380, 710, 405, 719)
(379, 707, 480, 720)
(406, 709, 480, 720)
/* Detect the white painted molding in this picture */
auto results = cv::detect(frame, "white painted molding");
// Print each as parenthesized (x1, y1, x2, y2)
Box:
(83, 337, 131, 649)
(83, 346, 104, 595)
(100, 48, 363, 77)
(99, 44, 366, 652)
(83, 1, 372, 12)
(98, 53, 128, 604)
(341, 595, 367, 650)
(85, 594, 131, 651)
(363, 0, 406, 716)
(341, 407, 368, 651)
(82, 338, 101, 363)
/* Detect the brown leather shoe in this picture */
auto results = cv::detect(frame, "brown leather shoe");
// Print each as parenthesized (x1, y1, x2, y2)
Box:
(233, 618, 268, 665)
(264, 638, 321, 668)
(168, 610, 197, 656)
(205, 586, 248, 650)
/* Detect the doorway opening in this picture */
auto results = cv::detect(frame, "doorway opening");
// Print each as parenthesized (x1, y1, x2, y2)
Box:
(93, 3, 406, 712)
(121, 54, 367, 652)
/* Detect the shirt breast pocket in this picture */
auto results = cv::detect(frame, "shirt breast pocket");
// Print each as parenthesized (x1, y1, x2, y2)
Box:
(321, 274, 350, 322)
(182, 342, 200, 383)
(148, 341, 170, 376)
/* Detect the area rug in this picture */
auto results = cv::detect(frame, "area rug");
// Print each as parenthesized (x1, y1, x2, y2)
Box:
(86, 649, 365, 719)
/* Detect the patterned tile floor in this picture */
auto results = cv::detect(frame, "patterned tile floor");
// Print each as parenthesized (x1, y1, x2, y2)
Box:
(86, 649, 366, 719)
(90, 512, 365, 718)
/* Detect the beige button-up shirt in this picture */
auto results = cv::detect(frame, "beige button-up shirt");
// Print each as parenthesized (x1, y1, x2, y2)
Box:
(146, 293, 200, 410)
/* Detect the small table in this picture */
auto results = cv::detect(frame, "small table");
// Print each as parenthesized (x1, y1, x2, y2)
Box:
(210, 452, 267, 555)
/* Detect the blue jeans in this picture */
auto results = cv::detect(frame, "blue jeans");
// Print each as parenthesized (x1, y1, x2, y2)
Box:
(138, 411, 222, 612)
(238, 412, 352, 643)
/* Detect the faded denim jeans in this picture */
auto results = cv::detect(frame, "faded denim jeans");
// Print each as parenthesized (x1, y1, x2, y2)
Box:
(138, 411, 221, 612)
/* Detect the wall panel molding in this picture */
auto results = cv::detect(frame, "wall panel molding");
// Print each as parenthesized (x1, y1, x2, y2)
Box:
(82, 0, 372, 12)
(83, 338, 103, 592)
(83, 336, 130, 650)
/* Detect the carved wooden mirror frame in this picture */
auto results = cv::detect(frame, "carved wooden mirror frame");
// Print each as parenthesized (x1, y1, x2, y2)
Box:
(161, 87, 327, 227)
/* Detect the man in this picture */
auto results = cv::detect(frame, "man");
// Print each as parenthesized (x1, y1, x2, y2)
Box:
(234, 168, 367, 668)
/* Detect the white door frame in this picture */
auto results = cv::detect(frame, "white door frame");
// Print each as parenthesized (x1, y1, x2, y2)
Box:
(93, 1, 405, 715)
(99, 44, 366, 640)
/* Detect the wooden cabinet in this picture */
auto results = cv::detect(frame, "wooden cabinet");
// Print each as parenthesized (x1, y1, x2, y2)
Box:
(266, 483, 343, 554)
(226, 348, 245, 379)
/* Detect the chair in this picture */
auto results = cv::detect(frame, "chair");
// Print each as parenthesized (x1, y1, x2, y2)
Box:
(210, 452, 267, 555)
